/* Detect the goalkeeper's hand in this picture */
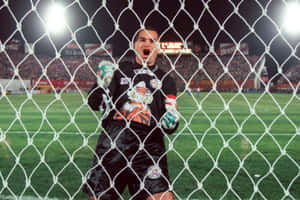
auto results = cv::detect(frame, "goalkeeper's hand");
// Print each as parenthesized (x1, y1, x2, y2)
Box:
(161, 110, 179, 130)
(97, 61, 117, 88)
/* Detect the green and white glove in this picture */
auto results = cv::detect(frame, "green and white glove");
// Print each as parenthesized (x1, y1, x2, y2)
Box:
(97, 61, 117, 88)
(161, 95, 179, 130)
(161, 110, 179, 130)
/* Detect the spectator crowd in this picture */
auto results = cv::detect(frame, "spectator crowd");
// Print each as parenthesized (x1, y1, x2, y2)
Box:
(1, 51, 298, 91)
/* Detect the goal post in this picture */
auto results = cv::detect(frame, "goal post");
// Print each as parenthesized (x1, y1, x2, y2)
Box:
(1, 1, 300, 200)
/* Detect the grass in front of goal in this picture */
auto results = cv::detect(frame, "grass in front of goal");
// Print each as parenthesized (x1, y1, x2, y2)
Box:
(0, 92, 300, 200)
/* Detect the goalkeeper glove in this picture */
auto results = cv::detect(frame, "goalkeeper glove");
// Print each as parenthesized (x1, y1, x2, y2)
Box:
(161, 95, 179, 130)
(162, 110, 179, 129)
(97, 61, 117, 88)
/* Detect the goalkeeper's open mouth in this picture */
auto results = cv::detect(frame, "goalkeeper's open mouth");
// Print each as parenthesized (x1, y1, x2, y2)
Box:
(142, 49, 151, 59)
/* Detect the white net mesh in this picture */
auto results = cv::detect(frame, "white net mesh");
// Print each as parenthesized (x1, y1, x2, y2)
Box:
(1, 0, 300, 200)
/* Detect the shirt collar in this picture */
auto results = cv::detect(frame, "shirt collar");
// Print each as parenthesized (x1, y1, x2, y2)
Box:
(135, 62, 158, 72)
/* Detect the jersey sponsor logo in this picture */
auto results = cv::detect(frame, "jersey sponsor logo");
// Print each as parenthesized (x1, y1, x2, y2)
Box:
(146, 165, 162, 179)
(120, 77, 131, 85)
(134, 68, 154, 76)
(113, 81, 153, 126)
(128, 81, 153, 104)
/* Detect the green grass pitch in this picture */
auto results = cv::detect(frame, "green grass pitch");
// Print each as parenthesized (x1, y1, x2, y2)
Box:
(0, 92, 300, 200)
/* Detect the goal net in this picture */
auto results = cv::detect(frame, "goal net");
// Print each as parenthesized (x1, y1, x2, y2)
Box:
(1, 0, 300, 200)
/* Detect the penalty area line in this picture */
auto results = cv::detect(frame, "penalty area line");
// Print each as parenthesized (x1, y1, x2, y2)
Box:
(4, 130, 297, 136)
(5, 130, 96, 135)
(0, 195, 61, 200)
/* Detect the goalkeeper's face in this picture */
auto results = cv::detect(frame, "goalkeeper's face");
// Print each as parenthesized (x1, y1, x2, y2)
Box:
(134, 29, 159, 66)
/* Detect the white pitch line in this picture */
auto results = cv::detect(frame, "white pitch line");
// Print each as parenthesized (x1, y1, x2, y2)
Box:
(0, 195, 61, 200)
(0, 195, 204, 200)
(5, 130, 92, 135)
(3, 130, 298, 136)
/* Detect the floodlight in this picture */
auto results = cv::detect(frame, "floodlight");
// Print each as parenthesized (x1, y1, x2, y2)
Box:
(282, 2, 300, 35)
(45, 3, 66, 34)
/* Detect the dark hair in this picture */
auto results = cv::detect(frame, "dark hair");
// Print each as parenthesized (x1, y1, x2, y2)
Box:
(134, 26, 160, 42)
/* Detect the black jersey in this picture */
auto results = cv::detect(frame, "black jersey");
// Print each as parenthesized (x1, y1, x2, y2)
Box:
(88, 61, 178, 134)
(84, 61, 178, 199)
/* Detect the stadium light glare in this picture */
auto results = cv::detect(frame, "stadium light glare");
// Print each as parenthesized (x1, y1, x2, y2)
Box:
(282, 2, 300, 35)
(45, 3, 66, 34)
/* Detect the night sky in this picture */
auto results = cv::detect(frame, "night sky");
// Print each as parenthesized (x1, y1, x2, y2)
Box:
(0, 0, 299, 74)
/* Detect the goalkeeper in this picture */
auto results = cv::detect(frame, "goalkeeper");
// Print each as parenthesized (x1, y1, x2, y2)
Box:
(83, 26, 179, 200)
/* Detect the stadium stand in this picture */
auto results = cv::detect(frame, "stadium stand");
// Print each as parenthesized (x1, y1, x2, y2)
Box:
(0, 51, 271, 93)
(275, 63, 300, 93)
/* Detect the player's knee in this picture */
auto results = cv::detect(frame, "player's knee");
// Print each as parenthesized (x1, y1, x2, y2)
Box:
(146, 191, 174, 200)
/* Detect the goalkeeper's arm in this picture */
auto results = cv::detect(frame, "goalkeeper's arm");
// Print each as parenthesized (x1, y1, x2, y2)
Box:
(87, 83, 104, 111)
(88, 61, 117, 111)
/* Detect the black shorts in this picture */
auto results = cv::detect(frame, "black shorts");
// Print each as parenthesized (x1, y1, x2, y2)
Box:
(82, 122, 171, 200)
